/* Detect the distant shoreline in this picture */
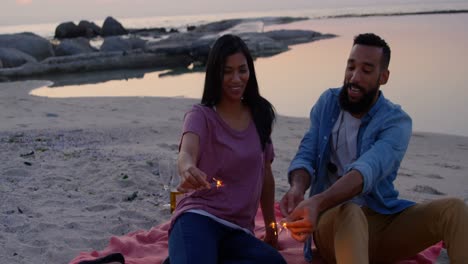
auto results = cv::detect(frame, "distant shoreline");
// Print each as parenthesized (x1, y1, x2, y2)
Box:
(318, 9, 468, 19)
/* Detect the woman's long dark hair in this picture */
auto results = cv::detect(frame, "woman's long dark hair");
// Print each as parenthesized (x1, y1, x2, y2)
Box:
(201, 34, 275, 151)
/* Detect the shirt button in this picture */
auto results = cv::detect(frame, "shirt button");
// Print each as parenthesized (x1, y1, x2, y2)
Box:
(324, 136, 327, 140)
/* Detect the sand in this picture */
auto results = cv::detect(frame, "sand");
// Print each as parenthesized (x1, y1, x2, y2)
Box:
(1, 80, 467, 263)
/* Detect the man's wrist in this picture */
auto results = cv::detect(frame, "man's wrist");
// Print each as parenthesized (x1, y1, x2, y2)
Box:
(289, 170, 310, 194)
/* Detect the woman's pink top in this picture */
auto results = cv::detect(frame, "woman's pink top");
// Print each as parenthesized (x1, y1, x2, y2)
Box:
(170, 104, 274, 233)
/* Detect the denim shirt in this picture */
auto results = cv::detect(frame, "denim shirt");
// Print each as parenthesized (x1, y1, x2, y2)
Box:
(288, 88, 415, 261)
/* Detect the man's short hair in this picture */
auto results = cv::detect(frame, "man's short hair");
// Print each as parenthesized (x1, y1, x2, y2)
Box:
(354, 33, 391, 69)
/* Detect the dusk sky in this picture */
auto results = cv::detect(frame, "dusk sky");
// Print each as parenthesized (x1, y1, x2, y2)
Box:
(0, 0, 439, 25)
(1, 0, 463, 26)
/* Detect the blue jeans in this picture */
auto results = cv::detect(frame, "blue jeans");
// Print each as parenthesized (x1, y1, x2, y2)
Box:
(169, 212, 286, 264)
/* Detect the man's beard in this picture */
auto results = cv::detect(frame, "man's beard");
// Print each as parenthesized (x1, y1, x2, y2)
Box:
(339, 82, 380, 114)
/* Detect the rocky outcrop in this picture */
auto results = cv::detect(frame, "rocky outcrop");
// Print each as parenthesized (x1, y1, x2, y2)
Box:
(54, 37, 98, 56)
(0, 47, 37, 68)
(238, 33, 289, 57)
(193, 16, 307, 33)
(265, 30, 335, 45)
(101, 16, 128, 37)
(100, 36, 146, 52)
(0, 16, 336, 81)
(0, 50, 192, 79)
(0, 33, 54, 61)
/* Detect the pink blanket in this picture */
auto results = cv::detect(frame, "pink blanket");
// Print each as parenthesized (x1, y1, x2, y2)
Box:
(70, 203, 443, 264)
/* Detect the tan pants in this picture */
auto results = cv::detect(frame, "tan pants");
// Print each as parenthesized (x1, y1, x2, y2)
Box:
(314, 198, 468, 264)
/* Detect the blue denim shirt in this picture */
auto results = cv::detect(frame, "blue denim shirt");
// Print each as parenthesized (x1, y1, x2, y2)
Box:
(288, 88, 415, 261)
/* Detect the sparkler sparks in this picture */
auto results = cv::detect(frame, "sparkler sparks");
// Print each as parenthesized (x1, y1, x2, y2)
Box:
(270, 221, 289, 236)
(212, 177, 224, 188)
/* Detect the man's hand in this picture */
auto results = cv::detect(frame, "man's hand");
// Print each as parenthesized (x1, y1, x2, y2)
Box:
(279, 185, 305, 217)
(283, 196, 321, 242)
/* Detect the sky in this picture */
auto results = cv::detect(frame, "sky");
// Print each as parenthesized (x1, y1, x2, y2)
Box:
(1, 0, 465, 26)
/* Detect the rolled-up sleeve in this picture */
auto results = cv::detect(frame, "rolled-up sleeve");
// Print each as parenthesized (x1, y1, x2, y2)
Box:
(348, 109, 412, 194)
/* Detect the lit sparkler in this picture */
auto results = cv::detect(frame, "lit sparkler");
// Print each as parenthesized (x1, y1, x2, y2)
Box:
(269, 221, 289, 236)
(212, 177, 224, 189)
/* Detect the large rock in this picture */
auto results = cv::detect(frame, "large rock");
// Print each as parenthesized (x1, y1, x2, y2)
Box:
(55, 21, 102, 38)
(78, 20, 101, 38)
(265, 30, 335, 45)
(100, 36, 146, 52)
(238, 33, 289, 57)
(0, 33, 54, 61)
(0, 47, 37, 68)
(101, 17, 128, 36)
(55, 22, 86, 39)
(55, 37, 97, 56)
(0, 51, 192, 79)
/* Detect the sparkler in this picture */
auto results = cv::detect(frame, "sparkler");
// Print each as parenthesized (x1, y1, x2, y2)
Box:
(269, 221, 288, 236)
(212, 177, 224, 189)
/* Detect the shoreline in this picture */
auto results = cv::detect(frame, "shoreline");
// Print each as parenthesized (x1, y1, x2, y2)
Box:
(320, 9, 468, 19)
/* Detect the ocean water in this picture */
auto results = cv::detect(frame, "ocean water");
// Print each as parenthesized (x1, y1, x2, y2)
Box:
(1, 0, 468, 37)
(2, 1, 468, 136)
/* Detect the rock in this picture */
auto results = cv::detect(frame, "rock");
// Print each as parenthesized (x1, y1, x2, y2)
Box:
(189, 35, 218, 63)
(100, 36, 146, 52)
(238, 33, 289, 57)
(0, 50, 192, 79)
(101, 36, 131, 52)
(55, 21, 101, 38)
(145, 32, 211, 60)
(0, 33, 54, 61)
(55, 37, 97, 56)
(129, 27, 166, 38)
(193, 17, 307, 33)
(0, 47, 37, 68)
(78, 20, 101, 38)
(221, 21, 264, 35)
(265, 30, 335, 45)
(194, 19, 244, 33)
(55, 22, 87, 39)
(101, 17, 128, 37)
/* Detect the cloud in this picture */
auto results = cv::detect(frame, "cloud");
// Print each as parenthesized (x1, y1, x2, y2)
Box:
(16, 0, 33, 5)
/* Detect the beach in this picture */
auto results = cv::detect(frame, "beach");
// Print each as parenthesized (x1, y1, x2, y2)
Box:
(0, 80, 466, 263)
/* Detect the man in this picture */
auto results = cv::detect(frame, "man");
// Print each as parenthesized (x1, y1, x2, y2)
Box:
(280, 33, 468, 263)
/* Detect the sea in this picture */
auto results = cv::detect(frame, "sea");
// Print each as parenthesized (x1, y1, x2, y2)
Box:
(1, 0, 468, 136)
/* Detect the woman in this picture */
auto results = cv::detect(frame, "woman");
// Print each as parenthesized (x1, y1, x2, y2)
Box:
(168, 34, 285, 264)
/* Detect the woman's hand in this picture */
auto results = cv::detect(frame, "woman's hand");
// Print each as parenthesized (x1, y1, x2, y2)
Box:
(263, 223, 279, 248)
(178, 165, 211, 192)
